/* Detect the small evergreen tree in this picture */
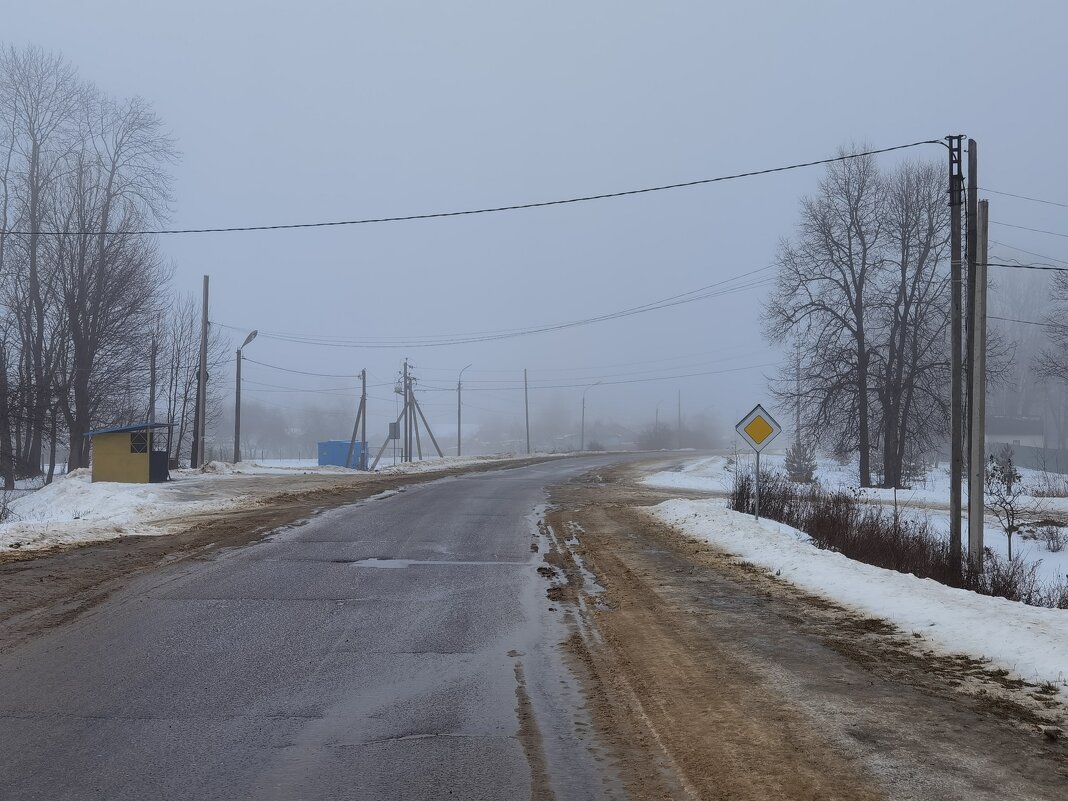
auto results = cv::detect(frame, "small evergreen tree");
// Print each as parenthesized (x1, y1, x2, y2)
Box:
(785, 440, 817, 483)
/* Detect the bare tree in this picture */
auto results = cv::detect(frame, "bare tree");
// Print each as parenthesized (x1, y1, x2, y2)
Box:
(0, 45, 82, 474)
(766, 149, 884, 486)
(871, 160, 950, 487)
(985, 445, 1041, 561)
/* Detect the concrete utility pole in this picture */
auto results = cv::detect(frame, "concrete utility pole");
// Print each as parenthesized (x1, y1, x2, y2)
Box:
(524, 369, 531, 455)
(195, 275, 209, 468)
(948, 136, 964, 577)
(968, 198, 990, 567)
(233, 330, 257, 464)
(676, 389, 682, 450)
(345, 369, 367, 470)
(581, 382, 600, 451)
(795, 340, 803, 447)
(403, 360, 410, 462)
(457, 363, 471, 456)
(360, 369, 367, 469)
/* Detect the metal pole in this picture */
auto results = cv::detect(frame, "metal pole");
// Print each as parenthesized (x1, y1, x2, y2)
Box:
(755, 450, 761, 522)
(948, 136, 964, 578)
(969, 199, 989, 568)
(524, 368, 531, 455)
(195, 275, 209, 468)
(233, 348, 241, 464)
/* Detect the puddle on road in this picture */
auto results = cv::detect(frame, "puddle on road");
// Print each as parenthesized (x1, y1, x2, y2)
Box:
(349, 558, 526, 569)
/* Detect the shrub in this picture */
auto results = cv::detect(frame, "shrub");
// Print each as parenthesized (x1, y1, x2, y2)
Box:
(1039, 525, 1066, 553)
(729, 466, 1067, 608)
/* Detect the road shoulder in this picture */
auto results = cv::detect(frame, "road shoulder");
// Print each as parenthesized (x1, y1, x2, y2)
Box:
(538, 464, 1068, 799)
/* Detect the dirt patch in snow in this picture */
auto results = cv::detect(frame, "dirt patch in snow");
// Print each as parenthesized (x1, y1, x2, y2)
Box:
(539, 466, 1068, 799)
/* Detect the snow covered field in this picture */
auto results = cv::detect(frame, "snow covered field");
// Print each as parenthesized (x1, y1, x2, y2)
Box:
(0, 453, 547, 554)
(643, 454, 1068, 697)
(645, 454, 1068, 585)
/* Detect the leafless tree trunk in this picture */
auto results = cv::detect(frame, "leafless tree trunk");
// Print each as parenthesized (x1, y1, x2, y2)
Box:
(873, 161, 950, 486)
(766, 149, 884, 486)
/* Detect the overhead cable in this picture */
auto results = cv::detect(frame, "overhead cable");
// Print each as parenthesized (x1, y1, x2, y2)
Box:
(2, 140, 942, 236)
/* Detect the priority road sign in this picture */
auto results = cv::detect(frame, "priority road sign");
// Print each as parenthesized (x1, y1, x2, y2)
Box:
(735, 404, 781, 453)
(735, 404, 781, 522)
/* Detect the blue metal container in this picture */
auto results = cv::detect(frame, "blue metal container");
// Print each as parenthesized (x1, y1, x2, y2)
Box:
(317, 440, 363, 468)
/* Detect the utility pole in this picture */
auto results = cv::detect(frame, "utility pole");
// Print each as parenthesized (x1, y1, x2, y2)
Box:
(969, 198, 989, 567)
(360, 369, 367, 469)
(457, 364, 471, 456)
(795, 340, 802, 447)
(234, 348, 241, 463)
(194, 275, 209, 469)
(524, 369, 531, 455)
(403, 360, 410, 462)
(233, 330, 257, 464)
(346, 369, 367, 470)
(948, 135, 964, 578)
(677, 389, 682, 450)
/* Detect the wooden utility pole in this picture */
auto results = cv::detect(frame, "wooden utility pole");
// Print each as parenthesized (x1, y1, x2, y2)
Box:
(948, 136, 964, 577)
(964, 139, 980, 569)
(194, 275, 209, 468)
(968, 199, 989, 567)
(524, 369, 531, 455)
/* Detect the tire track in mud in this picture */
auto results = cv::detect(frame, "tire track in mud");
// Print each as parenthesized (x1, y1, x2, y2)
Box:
(535, 466, 1068, 800)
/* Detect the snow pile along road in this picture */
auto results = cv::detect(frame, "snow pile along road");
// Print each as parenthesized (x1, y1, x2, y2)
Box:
(649, 499, 1068, 698)
(0, 453, 556, 554)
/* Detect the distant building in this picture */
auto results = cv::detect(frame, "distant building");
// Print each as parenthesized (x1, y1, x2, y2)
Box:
(85, 422, 172, 483)
(985, 416, 1045, 449)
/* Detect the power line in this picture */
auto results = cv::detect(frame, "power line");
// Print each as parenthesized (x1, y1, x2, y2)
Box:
(422, 361, 778, 392)
(2, 140, 942, 236)
(987, 261, 1068, 273)
(982, 188, 1068, 209)
(990, 221, 1068, 239)
(241, 357, 364, 378)
(214, 267, 774, 349)
(989, 239, 1068, 266)
(989, 315, 1063, 329)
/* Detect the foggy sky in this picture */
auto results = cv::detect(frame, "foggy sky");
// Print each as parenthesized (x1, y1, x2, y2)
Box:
(8, 1, 1067, 444)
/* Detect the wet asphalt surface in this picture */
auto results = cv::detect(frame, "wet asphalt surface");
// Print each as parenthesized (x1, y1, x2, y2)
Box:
(0, 456, 633, 801)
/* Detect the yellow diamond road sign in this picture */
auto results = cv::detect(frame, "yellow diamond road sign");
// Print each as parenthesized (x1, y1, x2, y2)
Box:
(736, 404, 781, 453)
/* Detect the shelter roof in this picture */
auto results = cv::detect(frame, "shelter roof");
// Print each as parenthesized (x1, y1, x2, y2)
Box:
(84, 422, 173, 438)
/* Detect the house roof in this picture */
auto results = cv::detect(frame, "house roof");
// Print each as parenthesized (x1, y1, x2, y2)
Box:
(84, 422, 173, 438)
(986, 416, 1044, 436)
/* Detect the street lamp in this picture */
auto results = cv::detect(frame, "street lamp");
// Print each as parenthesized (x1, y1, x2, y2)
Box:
(581, 381, 601, 451)
(457, 363, 473, 456)
(234, 329, 257, 464)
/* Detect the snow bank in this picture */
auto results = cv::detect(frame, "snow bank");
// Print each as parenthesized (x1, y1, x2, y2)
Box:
(649, 499, 1068, 697)
(0, 453, 554, 554)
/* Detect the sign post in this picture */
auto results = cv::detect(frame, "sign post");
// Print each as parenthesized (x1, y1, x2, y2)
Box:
(735, 404, 781, 522)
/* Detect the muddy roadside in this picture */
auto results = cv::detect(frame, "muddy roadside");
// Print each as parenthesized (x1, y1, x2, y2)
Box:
(539, 462, 1068, 800)
(0, 456, 564, 654)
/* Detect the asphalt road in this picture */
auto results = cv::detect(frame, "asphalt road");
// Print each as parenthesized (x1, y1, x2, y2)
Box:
(0, 456, 632, 801)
